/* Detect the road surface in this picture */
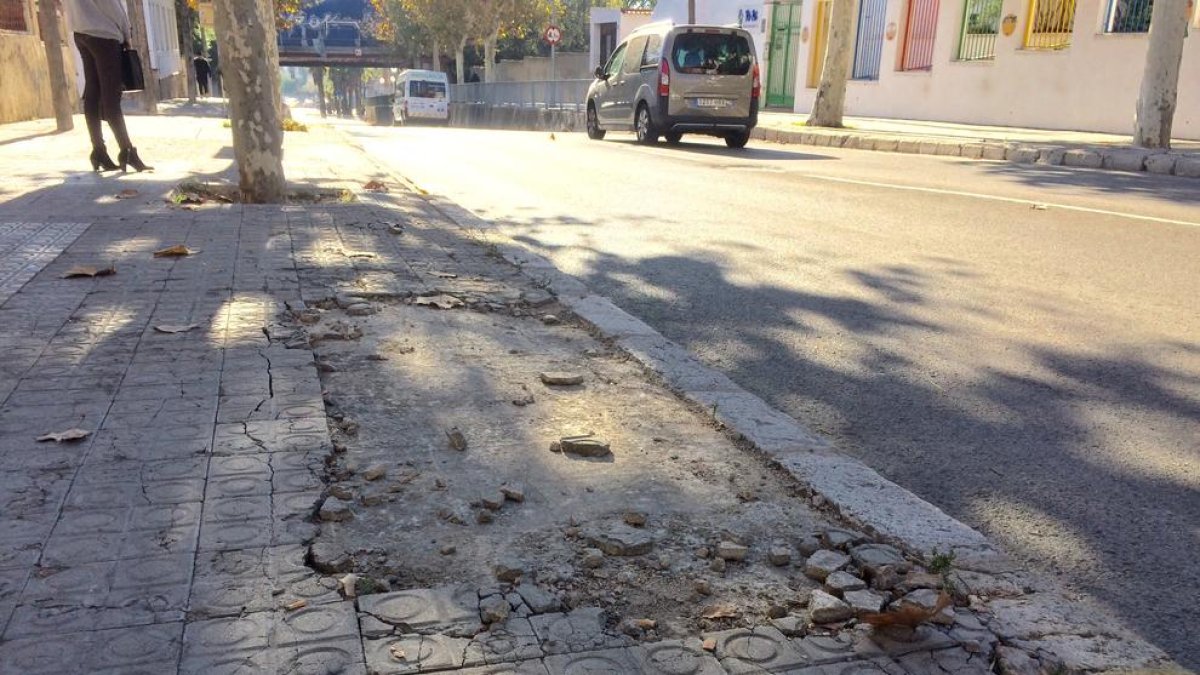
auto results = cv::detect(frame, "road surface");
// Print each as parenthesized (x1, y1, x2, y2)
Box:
(345, 124, 1200, 666)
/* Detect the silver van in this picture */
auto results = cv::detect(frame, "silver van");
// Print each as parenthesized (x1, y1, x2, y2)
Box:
(585, 22, 760, 148)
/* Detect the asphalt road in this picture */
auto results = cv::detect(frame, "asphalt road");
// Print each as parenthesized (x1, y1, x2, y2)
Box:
(348, 124, 1200, 667)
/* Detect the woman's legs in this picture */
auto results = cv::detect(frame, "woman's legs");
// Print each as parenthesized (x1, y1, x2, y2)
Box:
(73, 33, 104, 151)
(74, 34, 133, 151)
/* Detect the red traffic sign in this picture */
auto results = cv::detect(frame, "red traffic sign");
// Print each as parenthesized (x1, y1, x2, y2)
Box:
(543, 25, 563, 46)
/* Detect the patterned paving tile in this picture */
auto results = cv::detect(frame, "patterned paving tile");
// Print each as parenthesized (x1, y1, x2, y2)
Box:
(0, 222, 90, 306)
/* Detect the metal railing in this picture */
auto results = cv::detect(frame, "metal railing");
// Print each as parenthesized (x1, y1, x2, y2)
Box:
(957, 0, 1001, 60)
(1025, 0, 1077, 49)
(449, 80, 592, 111)
(1105, 0, 1153, 32)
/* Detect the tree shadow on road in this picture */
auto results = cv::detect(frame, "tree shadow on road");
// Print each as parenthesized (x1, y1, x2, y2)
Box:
(974, 161, 1200, 206)
(505, 232, 1200, 669)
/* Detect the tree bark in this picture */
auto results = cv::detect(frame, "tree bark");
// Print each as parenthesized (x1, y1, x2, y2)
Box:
(807, 0, 854, 128)
(36, 0, 74, 131)
(432, 38, 441, 72)
(455, 37, 467, 85)
(483, 31, 497, 83)
(213, 0, 286, 203)
(313, 66, 327, 117)
(125, 0, 158, 113)
(177, 0, 197, 103)
(1134, 0, 1188, 148)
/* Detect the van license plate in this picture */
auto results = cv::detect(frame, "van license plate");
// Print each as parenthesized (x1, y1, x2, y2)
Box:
(695, 98, 731, 108)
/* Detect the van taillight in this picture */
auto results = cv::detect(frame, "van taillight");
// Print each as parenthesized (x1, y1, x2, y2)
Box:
(659, 58, 670, 97)
(751, 63, 761, 100)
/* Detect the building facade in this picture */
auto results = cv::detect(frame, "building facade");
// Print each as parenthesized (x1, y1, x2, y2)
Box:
(1, 0, 184, 125)
(773, 0, 1200, 137)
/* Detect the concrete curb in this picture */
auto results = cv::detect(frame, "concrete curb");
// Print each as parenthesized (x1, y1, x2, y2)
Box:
(751, 125, 1200, 180)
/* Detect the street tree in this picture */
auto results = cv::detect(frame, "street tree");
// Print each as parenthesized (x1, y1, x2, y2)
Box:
(212, 0, 287, 202)
(807, 0, 853, 127)
(473, 0, 551, 82)
(1133, 0, 1189, 148)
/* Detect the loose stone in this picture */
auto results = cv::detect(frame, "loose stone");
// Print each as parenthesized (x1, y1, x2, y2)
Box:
(541, 314, 560, 325)
(844, 589, 886, 614)
(585, 525, 653, 556)
(494, 560, 525, 583)
(556, 435, 611, 458)
(501, 485, 526, 502)
(851, 544, 909, 577)
(440, 545, 457, 556)
(709, 557, 727, 573)
(362, 464, 387, 481)
(475, 510, 494, 524)
(717, 541, 749, 562)
(821, 528, 868, 550)
(480, 594, 510, 624)
(308, 542, 352, 573)
(809, 589, 855, 623)
(767, 604, 788, 619)
(797, 535, 822, 557)
(540, 372, 585, 386)
(346, 303, 374, 316)
(872, 565, 902, 591)
(319, 497, 354, 522)
(623, 512, 647, 528)
(898, 589, 955, 625)
(825, 571, 867, 594)
(482, 491, 506, 511)
(581, 548, 605, 569)
(768, 546, 792, 567)
(693, 579, 713, 596)
(804, 549, 851, 581)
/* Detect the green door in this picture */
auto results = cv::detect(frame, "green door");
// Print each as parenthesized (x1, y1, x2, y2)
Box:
(766, 2, 803, 108)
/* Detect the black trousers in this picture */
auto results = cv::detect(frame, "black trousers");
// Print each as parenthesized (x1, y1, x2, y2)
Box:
(74, 33, 133, 152)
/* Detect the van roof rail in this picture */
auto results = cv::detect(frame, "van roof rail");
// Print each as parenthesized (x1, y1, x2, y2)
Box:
(632, 19, 674, 32)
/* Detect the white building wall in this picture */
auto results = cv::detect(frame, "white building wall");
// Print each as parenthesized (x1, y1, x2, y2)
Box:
(790, 0, 1200, 138)
(589, 9, 654, 70)
(653, 0, 770, 63)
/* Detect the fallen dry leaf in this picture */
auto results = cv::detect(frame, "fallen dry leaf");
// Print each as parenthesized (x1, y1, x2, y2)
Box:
(154, 324, 199, 334)
(363, 180, 389, 192)
(36, 428, 91, 443)
(62, 265, 116, 278)
(284, 599, 308, 611)
(388, 644, 407, 661)
(860, 591, 953, 628)
(414, 294, 464, 310)
(701, 638, 717, 652)
(115, 189, 139, 200)
(431, 271, 458, 279)
(153, 245, 194, 258)
(700, 604, 741, 620)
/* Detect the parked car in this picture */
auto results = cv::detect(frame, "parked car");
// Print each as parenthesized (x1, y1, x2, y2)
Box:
(585, 22, 760, 148)
(394, 69, 449, 126)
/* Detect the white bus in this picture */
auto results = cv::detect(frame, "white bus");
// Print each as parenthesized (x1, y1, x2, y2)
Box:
(393, 69, 449, 125)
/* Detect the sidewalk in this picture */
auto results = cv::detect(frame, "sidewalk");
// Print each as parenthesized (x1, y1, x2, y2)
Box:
(0, 109, 1180, 674)
(755, 111, 1200, 178)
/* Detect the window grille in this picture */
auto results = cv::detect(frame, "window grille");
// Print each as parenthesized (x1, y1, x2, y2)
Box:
(957, 0, 1001, 59)
(1025, 0, 1077, 49)
(1105, 0, 1152, 32)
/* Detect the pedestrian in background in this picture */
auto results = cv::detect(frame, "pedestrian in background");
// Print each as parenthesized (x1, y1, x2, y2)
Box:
(193, 54, 211, 96)
(65, 0, 152, 172)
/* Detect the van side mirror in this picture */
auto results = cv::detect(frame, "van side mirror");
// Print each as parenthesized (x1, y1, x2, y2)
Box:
(594, 66, 606, 80)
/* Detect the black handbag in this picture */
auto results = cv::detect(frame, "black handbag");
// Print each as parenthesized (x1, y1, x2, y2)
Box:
(121, 48, 145, 92)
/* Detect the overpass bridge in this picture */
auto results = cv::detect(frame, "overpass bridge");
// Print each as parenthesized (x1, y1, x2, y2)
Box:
(277, 18, 407, 69)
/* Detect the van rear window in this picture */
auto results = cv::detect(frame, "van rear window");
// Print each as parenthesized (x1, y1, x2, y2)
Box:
(409, 81, 446, 99)
(671, 32, 752, 75)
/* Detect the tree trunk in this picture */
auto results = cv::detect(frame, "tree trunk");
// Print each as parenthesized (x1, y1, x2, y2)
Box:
(313, 66, 327, 117)
(177, 0, 197, 103)
(213, 0, 286, 203)
(483, 32, 497, 83)
(36, 0, 74, 131)
(455, 37, 467, 85)
(432, 38, 441, 72)
(126, 0, 158, 113)
(1133, 0, 1187, 148)
(807, 0, 854, 128)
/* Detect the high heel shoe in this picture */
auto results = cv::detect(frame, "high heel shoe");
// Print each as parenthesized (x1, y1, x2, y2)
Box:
(90, 147, 118, 172)
(118, 147, 153, 173)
